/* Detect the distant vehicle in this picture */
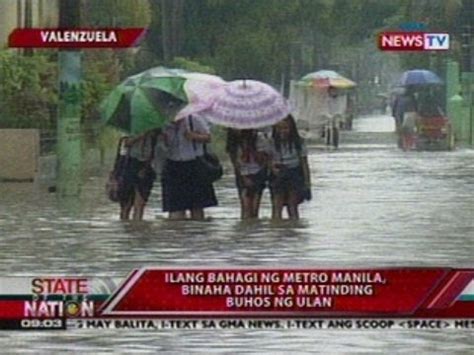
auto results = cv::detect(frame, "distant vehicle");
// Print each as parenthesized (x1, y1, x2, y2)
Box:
(394, 99, 455, 151)
(394, 69, 454, 151)
(415, 115, 454, 151)
(289, 71, 357, 148)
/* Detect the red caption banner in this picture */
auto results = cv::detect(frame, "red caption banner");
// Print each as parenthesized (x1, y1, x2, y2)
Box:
(8, 28, 146, 48)
(100, 268, 474, 317)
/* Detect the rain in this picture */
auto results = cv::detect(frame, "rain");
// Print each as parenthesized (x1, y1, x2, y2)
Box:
(0, 0, 473, 353)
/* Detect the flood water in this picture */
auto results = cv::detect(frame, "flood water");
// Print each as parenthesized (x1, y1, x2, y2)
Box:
(1, 115, 473, 352)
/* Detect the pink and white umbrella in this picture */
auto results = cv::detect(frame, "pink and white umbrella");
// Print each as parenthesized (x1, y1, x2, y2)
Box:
(175, 73, 226, 120)
(196, 80, 290, 129)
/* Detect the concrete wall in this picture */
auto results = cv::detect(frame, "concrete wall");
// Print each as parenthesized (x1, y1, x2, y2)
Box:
(0, 129, 39, 181)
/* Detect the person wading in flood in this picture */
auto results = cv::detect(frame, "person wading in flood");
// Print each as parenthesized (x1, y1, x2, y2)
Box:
(117, 129, 164, 220)
(399, 88, 418, 150)
(226, 129, 270, 219)
(269, 115, 311, 220)
(161, 115, 218, 220)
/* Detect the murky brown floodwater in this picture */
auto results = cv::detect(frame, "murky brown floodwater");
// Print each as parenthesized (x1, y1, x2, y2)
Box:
(1, 115, 473, 352)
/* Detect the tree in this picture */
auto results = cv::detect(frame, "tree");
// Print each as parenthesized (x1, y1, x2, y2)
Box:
(0, 51, 57, 129)
(161, 0, 185, 62)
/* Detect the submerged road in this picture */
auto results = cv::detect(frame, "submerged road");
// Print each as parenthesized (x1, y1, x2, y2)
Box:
(0, 114, 473, 352)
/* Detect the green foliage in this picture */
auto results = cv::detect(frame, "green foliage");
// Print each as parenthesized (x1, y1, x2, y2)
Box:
(0, 50, 122, 131)
(0, 50, 57, 129)
(0, 0, 466, 134)
(170, 57, 215, 74)
(81, 50, 121, 122)
(396, 0, 463, 71)
(81, 0, 151, 27)
(211, 25, 277, 80)
(145, 0, 407, 87)
(80, 50, 123, 151)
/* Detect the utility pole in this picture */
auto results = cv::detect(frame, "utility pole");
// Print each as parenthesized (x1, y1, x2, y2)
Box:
(24, 0, 33, 56)
(460, 0, 473, 145)
(57, 0, 82, 197)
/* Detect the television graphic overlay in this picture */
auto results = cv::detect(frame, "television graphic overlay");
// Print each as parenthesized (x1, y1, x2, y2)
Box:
(378, 32, 450, 51)
(0, 1, 472, 353)
(8, 28, 146, 48)
(0, 268, 473, 331)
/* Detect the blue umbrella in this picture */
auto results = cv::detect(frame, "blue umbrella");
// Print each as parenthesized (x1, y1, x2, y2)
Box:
(397, 69, 443, 86)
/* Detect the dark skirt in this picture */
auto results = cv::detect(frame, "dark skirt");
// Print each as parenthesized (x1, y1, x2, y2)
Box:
(161, 159, 218, 212)
(236, 168, 268, 197)
(270, 165, 306, 204)
(120, 157, 156, 204)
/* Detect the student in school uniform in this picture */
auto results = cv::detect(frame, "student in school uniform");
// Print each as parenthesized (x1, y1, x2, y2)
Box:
(269, 115, 311, 220)
(226, 129, 271, 219)
(161, 115, 218, 220)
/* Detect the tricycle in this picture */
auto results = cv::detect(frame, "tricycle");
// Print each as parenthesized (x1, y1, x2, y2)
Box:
(415, 115, 454, 151)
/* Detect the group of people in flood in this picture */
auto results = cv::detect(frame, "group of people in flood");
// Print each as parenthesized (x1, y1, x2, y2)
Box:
(109, 115, 312, 221)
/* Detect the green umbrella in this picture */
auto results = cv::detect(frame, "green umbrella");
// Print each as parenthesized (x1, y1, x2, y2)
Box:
(100, 67, 189, 135)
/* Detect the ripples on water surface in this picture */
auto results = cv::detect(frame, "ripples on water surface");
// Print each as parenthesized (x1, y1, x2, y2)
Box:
(1, 115, 473, 352)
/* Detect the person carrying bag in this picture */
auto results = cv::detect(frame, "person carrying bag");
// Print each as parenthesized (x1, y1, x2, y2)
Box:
(161, 115, 219, 220)
(188, 116, 223, 184)
(269, 115, 312, 220)
(106, 136, 130, 203)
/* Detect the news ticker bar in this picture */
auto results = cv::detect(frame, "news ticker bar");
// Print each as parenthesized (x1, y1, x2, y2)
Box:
(1, 319, 473, 331)
(0, 268, 472, 320)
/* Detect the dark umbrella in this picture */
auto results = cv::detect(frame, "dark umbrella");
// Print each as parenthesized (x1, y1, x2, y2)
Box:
(397, 69, 443, 86)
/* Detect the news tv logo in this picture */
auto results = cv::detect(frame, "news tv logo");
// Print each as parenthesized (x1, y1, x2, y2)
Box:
(378, 32, 450, 51)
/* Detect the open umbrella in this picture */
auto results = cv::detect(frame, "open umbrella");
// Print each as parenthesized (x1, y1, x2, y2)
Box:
(100, 67, 223, 135)
(175, 73, 226, 120)
(397, 69, 443, 86)
(197, 80, 290, 129)
(299, 70, 356, 89)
